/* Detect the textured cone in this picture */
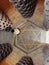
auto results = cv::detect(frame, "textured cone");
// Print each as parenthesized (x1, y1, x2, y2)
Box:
(16, 56, 34, 65)
(0, 9, 13, 30)
(43, 0, 49, 30)
(0, 43, 13, 61)
(9, 0, 37, 18)
(43, 45, 49, 65)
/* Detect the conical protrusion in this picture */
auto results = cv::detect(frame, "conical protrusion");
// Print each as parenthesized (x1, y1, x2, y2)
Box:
(0, 43, 13, 61)
(9, 0, 37, 18)
(16, 56, 34, 65)
(0, 9, 13, 31)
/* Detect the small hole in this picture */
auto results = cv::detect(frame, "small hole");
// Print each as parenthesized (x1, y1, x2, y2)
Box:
(5, 21, 6, 22)
(3, 23, 5, 25)
(6, 24, 8, 26)
(9, 25, 11, 27)
(0, 25, 1, 27)
(4, 26, 5, 28)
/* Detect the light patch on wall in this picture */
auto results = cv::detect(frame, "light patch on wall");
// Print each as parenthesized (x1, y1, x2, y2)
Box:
(46, 31, 49, 43)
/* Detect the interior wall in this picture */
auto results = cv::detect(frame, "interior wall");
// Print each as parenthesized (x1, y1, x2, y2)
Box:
(0, 0, 11, 12)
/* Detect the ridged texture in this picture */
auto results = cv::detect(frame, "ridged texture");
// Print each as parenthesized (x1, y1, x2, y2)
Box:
(9, 0, 37, 18)
(0, 43, 13, 61)
(16, 56, 34, 65)
(0, 9, 13, 30)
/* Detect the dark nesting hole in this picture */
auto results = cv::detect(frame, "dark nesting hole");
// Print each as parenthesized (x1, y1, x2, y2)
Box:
(3, 23, 5, 25)
(5, 21, 6, 22)
(6, 24, 8, 26)
(0, 25, 1, 27)
(9, 25, 11, 27)
(4, 26, 5, 28)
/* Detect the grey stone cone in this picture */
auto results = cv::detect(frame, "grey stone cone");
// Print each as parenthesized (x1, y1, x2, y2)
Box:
(43, 45, 49, 65)
(9, 0, 37, 18)
(43, 45, 49, 59)
(43, 16, 49, 30)
(43, 0, 49, 30)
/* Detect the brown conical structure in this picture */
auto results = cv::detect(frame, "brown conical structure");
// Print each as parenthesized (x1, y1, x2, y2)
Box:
(9, 0, 37, 18)
(0, 43, 13, 61)
(16, 56, 34, 65)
